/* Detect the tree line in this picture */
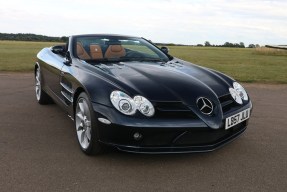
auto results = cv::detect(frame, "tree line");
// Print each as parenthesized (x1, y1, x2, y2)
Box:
(0, 33, 68, 42)
(156, 41, 260, 48)
(197, 41, 260, 48)
(0, 33, 260, 48)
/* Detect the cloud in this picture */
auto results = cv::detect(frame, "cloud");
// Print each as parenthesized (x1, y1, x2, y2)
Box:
(0, 0, 286, 45)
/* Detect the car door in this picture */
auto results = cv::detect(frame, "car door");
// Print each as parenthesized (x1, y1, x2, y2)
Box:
(40, 45, 67, 102)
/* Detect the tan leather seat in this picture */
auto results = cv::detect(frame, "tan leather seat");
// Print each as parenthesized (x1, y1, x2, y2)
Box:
(77, 42, 91, 60)
(104, 45, 126, 58)
(90, 44, 103, 59)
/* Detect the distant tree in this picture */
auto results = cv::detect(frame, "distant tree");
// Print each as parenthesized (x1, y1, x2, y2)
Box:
(204, 41, 211, 47)
(248, 44, 256, 48)
(60, 36, 69, 42)
(197, 44, 203, 47)
(234, 43, 240, 47)
(255, 44, 260, 48)
(222, 42, 245, 48)
(223, 42, 233, 47)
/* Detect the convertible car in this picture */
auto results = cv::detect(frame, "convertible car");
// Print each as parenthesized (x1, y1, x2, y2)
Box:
(35, 34, 252, 155)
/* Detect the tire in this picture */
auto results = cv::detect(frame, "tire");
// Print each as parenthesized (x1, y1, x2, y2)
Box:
(75, 92, 103, 155)
(35, 67, 52, 105)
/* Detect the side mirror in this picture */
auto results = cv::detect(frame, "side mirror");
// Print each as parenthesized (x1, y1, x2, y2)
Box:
(64, 51, 72, 65)
(161, 46, 169, 54)
(52, 45, 66, 55)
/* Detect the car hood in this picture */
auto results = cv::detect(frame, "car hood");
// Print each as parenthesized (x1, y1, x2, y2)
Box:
(92, 59, 232, 101)
(87, 59, 234, 128)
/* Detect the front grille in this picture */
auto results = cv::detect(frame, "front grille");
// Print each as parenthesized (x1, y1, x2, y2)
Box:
(154, 102, 198, 119)
(219, 94, 239, 114)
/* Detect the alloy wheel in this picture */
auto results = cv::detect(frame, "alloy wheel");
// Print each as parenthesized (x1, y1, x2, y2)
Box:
(75, 98, 92, 149)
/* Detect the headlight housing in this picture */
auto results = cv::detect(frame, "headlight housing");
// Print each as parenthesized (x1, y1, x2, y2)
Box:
(229, 82, 248, 104)
(110, 91, 155, 117)
(233, 82, 248, 101)
(110, 91, 136, 115)
(134, 96, 155, 117)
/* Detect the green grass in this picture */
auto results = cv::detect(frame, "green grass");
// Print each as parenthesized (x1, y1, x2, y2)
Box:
(1, 41, 287, 83)
(169, 46, 287, 84)
(0, 41, 57, 71)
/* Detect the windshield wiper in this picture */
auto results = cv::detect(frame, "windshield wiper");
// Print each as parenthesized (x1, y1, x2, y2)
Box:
(142, 58, 166, 62)
(124, 57, 166, 62)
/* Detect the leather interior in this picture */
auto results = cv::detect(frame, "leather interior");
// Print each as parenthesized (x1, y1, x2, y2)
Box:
(104, 45, 126, 58)
(77, 42, 91, 59)
(90, 44, 103, 59)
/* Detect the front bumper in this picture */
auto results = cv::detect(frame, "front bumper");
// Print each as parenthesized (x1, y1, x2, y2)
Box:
(92, 101, 251, 154)
(100, 121, 247, 154)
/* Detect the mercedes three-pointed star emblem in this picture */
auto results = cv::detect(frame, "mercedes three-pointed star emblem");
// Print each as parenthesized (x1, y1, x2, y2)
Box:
(196, 97, 214, 115)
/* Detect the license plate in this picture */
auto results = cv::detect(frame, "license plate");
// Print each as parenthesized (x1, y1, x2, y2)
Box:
(225, 108, 250, 130)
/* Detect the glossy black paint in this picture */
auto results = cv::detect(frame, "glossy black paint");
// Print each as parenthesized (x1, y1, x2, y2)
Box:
(36, 34, 252, 153)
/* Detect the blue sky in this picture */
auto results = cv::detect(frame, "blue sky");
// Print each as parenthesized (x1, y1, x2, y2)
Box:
(0, 0, 286, 45)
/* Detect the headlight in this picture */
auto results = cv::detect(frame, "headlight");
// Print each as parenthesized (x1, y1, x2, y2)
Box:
(110, 91, 136, 115)
(229, 82, 248, 104)
(233, 82, 248, 101)
(229, 87, 243, 104)
(134, 96, 155, 117)
(110, 91, 155, 117)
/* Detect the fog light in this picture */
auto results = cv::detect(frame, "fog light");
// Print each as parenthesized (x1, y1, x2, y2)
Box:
(133, 132, 142, 141)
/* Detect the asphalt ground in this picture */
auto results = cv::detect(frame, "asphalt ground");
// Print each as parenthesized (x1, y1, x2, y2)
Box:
(0, 73, 286, 192)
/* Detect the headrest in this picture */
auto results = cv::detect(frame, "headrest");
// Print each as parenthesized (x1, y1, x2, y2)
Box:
(110, 45, 123, 52)
(77, 42, 84, 55)
(90, 44, 102, 53)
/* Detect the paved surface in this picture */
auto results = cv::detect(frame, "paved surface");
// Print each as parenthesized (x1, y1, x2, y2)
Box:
(0, 73, 286, 192)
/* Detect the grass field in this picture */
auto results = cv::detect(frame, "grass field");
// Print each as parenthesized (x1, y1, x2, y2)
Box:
(0, 41, 286, 83)
(0, 41, 57, 71)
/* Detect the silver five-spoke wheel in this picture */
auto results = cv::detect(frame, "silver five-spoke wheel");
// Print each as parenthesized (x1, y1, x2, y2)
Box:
(35, 68, 41, 101)
(75, 92, 103, 155)
(35, 66, 51, 104)
(75, 98, 92, 149)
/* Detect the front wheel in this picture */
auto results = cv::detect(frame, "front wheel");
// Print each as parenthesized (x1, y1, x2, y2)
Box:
(35, 67, 52, 104)
(75, 92, 103, 155)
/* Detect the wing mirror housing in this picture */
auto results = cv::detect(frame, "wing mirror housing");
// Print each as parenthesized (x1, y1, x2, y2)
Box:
(160, 46, 169, 54)
(64, 51, 72, 65)
(52, 45, 66, 55)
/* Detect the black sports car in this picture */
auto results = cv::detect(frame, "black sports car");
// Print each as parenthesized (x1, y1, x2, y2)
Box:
(35, 34, 252, 155)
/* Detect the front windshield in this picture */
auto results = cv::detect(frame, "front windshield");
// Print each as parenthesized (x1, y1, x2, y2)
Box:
(73, 36, 170, 63)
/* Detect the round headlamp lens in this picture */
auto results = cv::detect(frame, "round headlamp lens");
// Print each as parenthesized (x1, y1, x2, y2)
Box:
(134, 96, 155, 117)
(233, 82, 248, 101)
(229, 87, 243, 104)
(119, 100, 132, 112)
(110, 91, 136, 115)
